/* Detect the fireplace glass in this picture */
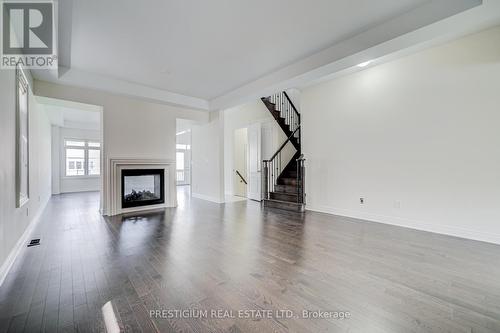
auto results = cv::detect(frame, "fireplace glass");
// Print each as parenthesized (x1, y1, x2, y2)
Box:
(121, 169, 165, 208)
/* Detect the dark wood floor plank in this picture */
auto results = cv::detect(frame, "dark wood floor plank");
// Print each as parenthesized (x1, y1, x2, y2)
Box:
(1, 188, 500, 332)
(73, 303, 90, 333)
(5, 313, 27, 333)
(112, 295, 143, 333)
(24, 301, 45, 333)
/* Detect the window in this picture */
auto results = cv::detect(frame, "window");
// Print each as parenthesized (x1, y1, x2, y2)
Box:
(65, 140, 85, 147)
(176, 152, 185, 170)
(66, 148, 85, 176)
(88, 149, 100, 175)
(65, 139, 101, 176)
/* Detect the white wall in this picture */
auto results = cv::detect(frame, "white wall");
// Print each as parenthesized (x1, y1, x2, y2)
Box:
(51, 125, 61, 194)
(35, 80, 209, 214)
(191, 111, 225, 203)
(0, 69, 52, 281)
(52, 127, 101, 194)
(302, 26, 500, 244)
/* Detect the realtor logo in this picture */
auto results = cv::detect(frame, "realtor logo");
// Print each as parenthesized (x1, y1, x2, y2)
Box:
(1, 1, 57, 69)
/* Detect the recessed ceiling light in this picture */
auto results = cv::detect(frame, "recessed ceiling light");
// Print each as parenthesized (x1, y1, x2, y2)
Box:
(357, 60, 372, 68)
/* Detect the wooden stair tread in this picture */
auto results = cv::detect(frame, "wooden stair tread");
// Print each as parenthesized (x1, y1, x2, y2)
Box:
(264, 198, 301, 205)
(263, 199, 305, 212)
(271, 190, 298, 194)
(270, 191, 298, 201)
(275, 184, 301, 192)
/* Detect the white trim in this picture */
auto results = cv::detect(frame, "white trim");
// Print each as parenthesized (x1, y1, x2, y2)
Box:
(61, 175, 100, 180)
(16, 65, 30, 208)
(0, 197, 50, 287)
(57, 189, 99, 194)
(33, 67, 210, 111)
(306, 205, 500, 245)
(192, 192, 224, 204)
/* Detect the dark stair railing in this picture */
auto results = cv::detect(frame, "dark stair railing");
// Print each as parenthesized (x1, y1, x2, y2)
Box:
(267, 91, 301, 144)
(235, 170, 247, 184)
(262, 91, 305, 206)
(263, 126, 300, 199)
(296, 154, 305, 204)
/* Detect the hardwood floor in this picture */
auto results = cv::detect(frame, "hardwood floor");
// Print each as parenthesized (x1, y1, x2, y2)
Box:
(1, 187, 500, 332)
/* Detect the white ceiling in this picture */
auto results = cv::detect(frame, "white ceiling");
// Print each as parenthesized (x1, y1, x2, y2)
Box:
(67, 0, 427, 100)
(33, 0, 500, 110)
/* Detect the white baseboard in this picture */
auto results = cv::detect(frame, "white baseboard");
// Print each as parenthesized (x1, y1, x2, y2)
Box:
(192, 192, 224, 204)
(60, 189, 100, 194)
(0, 197, 50, 287)
(306, 204, 500, 245)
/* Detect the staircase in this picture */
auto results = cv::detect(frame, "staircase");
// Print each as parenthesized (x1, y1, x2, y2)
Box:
(261, 91, 305, 212)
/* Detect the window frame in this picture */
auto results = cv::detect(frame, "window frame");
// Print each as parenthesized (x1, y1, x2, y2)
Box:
(63, 138, 101, 178)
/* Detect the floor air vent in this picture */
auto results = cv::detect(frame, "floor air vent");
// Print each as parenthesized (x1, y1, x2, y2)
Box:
(28, 239, 40, 247)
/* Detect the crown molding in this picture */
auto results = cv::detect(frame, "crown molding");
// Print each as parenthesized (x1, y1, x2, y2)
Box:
(32, 67, 210, 110)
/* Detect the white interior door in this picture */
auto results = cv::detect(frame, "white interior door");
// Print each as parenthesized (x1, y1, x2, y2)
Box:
(247, 123, 262, 201)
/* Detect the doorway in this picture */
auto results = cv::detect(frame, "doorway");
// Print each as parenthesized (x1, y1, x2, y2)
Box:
(176, 119, 193, 202)
(224, 121, 275, 202)
(39, 97, 103, 196)
(233, 127, 248, 197)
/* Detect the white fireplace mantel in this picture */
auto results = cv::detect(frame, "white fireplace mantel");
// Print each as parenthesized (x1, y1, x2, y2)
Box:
(106, 158, 176, 216)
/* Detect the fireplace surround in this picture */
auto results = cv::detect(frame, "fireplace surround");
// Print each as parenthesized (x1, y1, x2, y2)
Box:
(106, 158, 175, 216)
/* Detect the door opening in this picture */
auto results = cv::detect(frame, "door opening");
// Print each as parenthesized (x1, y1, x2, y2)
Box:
(233, 127, 248, 197)
(176, 119, 193, 204)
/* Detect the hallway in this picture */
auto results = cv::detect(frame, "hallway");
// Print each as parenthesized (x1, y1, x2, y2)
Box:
(1, 190, 500, 332)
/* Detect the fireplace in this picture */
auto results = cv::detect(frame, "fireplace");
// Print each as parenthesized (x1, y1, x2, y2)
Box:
(121, 169, 165, 208)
